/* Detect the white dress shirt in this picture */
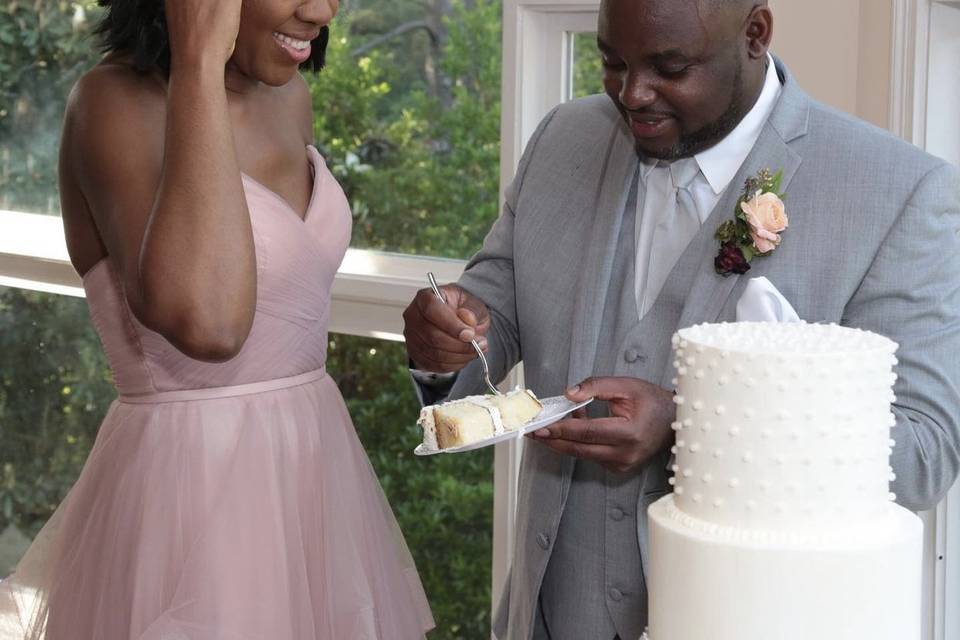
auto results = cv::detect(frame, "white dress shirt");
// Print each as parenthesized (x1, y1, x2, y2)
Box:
(634, 54, 782, 318)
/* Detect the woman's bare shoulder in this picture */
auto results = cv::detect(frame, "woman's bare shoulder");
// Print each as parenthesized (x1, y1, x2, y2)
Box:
(59, 59, 168, 274)
(66, 59, 166, 138)
(62, 59, 166, 195)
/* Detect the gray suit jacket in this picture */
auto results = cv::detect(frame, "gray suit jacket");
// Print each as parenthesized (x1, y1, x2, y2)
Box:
(446, 59, 960, 640)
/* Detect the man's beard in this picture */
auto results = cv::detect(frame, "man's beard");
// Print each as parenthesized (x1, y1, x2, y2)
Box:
(644, 58, 751, 161)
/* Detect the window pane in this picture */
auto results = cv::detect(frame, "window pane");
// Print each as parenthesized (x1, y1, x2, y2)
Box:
(0, 289, 493, 639)
(2, 1, 504, 263)
(308, 1, 503, 259)
(0, 2, 102, 215)
(926, 2, 960, 166)
(0, 287, 110, 569)
(571, 31, 604, 99)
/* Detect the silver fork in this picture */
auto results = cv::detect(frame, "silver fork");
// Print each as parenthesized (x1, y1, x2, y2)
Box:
(426, 272, 502, 396)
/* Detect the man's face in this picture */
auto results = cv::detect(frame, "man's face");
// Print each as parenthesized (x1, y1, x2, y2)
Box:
(598, 0, 753, 160)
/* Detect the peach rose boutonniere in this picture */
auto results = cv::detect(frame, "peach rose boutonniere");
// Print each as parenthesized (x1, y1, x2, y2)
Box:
(714, 168, 789, 276)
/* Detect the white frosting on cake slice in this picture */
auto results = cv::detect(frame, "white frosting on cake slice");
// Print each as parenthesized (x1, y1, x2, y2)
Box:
(418, 389, 542, 451)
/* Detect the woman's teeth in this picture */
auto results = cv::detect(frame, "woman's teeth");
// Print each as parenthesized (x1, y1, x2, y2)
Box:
(273, 33, 310, 50)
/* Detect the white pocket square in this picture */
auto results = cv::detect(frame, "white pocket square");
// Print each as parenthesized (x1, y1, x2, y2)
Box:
(735, 277, 800, 322)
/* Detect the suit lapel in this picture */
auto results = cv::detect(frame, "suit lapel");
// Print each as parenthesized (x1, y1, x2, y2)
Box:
(675, 57, 810, 334)
(567, 119, 637, 387)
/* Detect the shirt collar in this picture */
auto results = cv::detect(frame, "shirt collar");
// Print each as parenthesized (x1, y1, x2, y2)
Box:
(694, 54, 783, 195)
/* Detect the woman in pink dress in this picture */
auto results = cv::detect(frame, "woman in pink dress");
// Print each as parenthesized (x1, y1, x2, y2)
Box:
(0, 0, 433, 638)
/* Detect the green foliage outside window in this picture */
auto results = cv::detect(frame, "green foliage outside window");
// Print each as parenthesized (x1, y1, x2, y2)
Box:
(0, 0, 102, 213)
(313, 1, 504, 259)
(573, 31, 605, 99)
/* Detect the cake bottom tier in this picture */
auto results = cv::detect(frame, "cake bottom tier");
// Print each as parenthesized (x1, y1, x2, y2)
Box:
(647, 495, 922, 640)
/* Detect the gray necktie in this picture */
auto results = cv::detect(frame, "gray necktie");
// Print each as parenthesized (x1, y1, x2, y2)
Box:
(640, 158, 702, 318)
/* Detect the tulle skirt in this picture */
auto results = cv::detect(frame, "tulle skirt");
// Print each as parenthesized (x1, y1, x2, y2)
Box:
(0, 369, 434, 639)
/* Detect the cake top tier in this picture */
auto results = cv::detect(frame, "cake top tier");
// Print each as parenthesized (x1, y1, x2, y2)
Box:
(677, 321, 896, 357)
(669, 321, 900, 532)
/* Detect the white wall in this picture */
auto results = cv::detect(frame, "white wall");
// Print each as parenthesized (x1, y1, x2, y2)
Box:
(926, 1, 960, 165)
(768, 0, 893, 128)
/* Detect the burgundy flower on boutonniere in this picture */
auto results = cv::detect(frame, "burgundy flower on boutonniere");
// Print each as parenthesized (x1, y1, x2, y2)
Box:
(714, 168, 789, 276)
(714, 242, 751, 274)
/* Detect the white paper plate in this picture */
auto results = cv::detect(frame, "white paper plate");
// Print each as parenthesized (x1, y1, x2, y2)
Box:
(414, 395, 593, 456)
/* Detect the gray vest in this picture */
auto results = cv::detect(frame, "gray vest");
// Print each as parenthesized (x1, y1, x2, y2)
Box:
(538, 167, 702, 640)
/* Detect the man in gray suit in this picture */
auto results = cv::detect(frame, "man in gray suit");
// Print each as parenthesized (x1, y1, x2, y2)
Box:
(403, 0, 960, 638)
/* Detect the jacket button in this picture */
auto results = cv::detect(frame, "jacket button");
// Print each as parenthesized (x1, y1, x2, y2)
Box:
(609, 507, 625, 521)
(624, 348, 642, 364)
(608, 588, 624, 602)
(536, 533, 551, 550)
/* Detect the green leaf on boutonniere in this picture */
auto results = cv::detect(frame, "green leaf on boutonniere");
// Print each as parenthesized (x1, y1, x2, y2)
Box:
(769, 169, 784, 194)
(715, 219, 738, 243)
(734, 201, 747, 223)
(740, 244, 756, 262)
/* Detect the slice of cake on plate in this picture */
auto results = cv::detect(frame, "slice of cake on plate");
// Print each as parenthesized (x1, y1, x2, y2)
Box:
(418, 389, 542, 451)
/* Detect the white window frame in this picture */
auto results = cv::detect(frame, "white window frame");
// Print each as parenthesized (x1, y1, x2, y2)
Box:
(0, 210, 466, 338)
(493, 1, 601, 628)
(890, 2, 960, 638)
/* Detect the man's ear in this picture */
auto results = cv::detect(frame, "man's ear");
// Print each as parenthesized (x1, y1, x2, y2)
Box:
(745, 5, 773, 60)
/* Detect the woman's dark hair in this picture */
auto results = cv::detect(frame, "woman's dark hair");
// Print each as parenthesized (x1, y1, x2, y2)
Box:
(94, 1, 329, 75)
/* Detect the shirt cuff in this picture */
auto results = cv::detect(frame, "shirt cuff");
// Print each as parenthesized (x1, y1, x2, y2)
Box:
(409, 363, 458, 407)
(410, 368, 458, 387)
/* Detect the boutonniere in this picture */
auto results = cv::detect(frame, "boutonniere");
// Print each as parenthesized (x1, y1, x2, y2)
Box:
(714, 168, 789, 276)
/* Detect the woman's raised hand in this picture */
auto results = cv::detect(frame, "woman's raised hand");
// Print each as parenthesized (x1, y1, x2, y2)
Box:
(164, 0, 243, 68)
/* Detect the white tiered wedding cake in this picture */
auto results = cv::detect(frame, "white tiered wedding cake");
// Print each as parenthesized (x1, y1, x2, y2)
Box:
(644, 322, 921, 640)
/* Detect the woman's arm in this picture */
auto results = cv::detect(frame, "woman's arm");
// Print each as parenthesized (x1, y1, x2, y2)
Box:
(61, 0, 255, 362)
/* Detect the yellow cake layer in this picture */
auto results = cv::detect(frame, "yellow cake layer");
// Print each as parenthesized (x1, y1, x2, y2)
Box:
(419, 389, 542, 450)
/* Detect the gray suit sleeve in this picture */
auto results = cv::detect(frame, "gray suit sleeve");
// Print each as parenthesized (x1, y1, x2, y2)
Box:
(426, 107, 562, 401)
(843, 162, 960, 511)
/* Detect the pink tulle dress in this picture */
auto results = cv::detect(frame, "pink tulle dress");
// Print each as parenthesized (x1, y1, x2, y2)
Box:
(0, 146, 434, 639)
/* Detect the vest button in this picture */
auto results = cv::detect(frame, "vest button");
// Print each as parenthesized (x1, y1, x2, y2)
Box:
(609, 507, 625, 521)
(624, 348, 642, 363)
(608, 588, 624, 602)
(536, 533, 551, 550)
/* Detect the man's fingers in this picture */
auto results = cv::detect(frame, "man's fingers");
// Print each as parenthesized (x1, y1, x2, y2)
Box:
(533, 437, 621, 466)
(407, 322, 480, 355)
(410, 355, 467, 373)
(454, 306, 491, 346)
(408, 347, 477, 373)
(565, 376, 650, 402)
(414, 290, 477, 341)
(403, 285, 493, 373)
(458, 293, 492, 334)
(457, 307, 477, 327)
(406, 326, 480, 371)
(409, 344, 478, 371)
(531, 417, 627, 445)
(530, 421, 645, 473)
